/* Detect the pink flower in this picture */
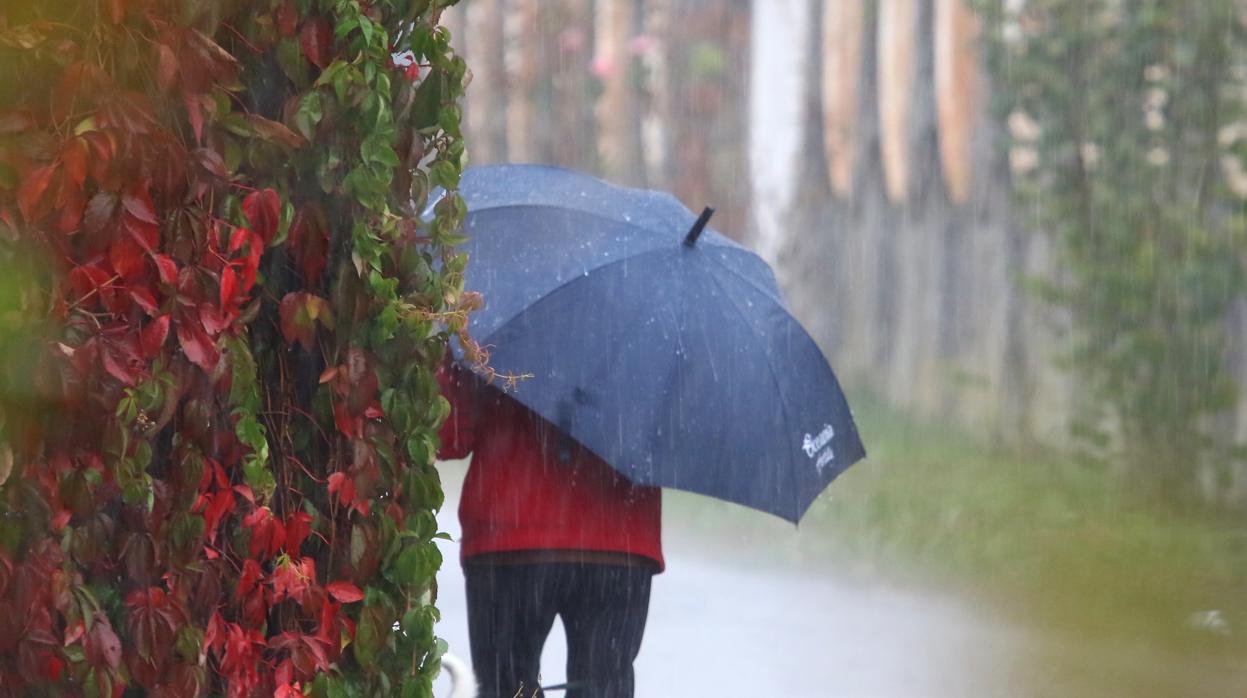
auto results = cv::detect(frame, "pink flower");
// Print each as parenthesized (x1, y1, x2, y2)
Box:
(628, 34, 658, 56)
(559, 27, 587, 53)
(589, 55, 614, 79)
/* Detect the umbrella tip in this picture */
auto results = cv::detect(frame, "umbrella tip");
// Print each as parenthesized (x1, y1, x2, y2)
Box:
(683, 207, 715, 247)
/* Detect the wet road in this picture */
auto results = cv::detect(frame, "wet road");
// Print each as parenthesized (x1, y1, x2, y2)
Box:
(430, 460, 1247, 697)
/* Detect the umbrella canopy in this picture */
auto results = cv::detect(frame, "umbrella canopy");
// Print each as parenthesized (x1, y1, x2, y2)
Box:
(449, 164, 865, 522)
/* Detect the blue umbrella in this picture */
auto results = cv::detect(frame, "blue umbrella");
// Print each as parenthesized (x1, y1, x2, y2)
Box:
(448, 164, 865, 523)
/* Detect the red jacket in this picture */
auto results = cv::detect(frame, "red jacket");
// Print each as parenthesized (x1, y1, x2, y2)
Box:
(437, 364, 664, 570)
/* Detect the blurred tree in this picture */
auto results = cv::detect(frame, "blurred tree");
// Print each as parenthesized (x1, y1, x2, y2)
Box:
(504, 0, 540, 163)
(463, 0, 508, 163)
(976, 0, 1247, 497)
(594, 0, 643, 183)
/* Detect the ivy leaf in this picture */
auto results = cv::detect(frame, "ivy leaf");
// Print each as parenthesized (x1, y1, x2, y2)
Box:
(299, 18, 334, 70)
(83, 192, 121, 237)
(130, 285, 159, 315)
(235, 559, 263, 601)
(154, 254, 178, 286)
(154, 42, 179, 91)
(140, 315, 171, 359)
(285, 512, 313, 554)
(245, 115, 306, 149)
(85, 616, 122, 670)
(108, 237, 146, 279)
(410, 69, 445, 130)
(243, 506, 285, 560)
(123, 190, 161, 251)
(62, 137, 89, 186)
(289, 204, 330, 286)
(279, 292, 332, 350)
(124, 587, 180, 667)
(219, 266, 237, 310)
(276, 0, 298, 37)
(325, 581, 363, 604)
(176, 320, 219, 372)
(17, 163, 55, 221)
(242, 188, 280, 245)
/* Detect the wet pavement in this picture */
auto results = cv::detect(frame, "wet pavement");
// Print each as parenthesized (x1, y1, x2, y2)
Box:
(430, 459, 1247, 697)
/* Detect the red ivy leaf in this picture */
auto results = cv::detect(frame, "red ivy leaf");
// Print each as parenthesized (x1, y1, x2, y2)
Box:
(236, 559, 263, 601)
(219, 266, 237, 310)
(123, 191, 161, 251)
(153, 254, 178, 286)
(289, 204, 329, 286)
(38, 652, 64, 682)
(100, 335, 142, 385)
(276, 0, 299, 36)
(108, 236, 146, 279)
(130, 285, 159, 315)
(285, 512, 313, 554)
(51, 509, 73, 531)
(182, 98, 206, 148)
(332, 404, 362, 440)
(299, 18, 334, 69)
(83, 191, 120, 237)
(246, 115, 306, 149)
(124, 587, 181, 669)
(228, 226, 252, 254)
(68, 263, 113, 299)
(17, 163, 56, 222)
(154, 42, 179, 90)
(176, 320, 219, 372)
(55, 172, 85, 234)
(140, 315, 170, 358)
(194, 147, 226, 190)
(326, 472, 344, 495)
(278, 292, 329, 350)
(325, 581, 363, 604)
(85, 616, 122, 670)
(123, 190, 158, 225)
(275, 682, 309, 698)
(201, 490, 235, 543)
(270, 557, 315, 606)
(243, 506, 286, 560)
(62, 137, 89, 187)
(242, 188, 280, 245)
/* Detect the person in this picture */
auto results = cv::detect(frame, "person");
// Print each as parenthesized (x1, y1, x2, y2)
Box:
(437, 359, 663, 698)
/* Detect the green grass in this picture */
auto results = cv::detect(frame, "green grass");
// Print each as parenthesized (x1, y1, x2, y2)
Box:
(670, 391, 1247, 655)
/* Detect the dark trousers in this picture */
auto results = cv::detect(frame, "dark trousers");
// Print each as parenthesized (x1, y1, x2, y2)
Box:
(463, 562, 653, 698)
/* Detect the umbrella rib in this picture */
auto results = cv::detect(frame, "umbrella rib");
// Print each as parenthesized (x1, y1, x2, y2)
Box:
(477, 247, 672, 349)
(466, 200, 746, 252)
(704, 246, 789, 305)
(699, 267, 803, 521)
(469, 202, 701, 241)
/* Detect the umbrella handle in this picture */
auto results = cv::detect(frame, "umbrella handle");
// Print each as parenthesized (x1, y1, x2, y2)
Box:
(683, 207, 715, 247)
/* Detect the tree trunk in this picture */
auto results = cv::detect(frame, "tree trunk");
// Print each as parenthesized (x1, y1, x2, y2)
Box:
(822, 0, 865, 198)
(464, 0, 507, 163)
(505, 0, 540, 163)
(749, 0, 812, 265)
(640, 0, 672, 188)
(934, 0, 980, 203)
(594, 0, 644, 183)
(876, 0, 918, 204)
(548, 0, 596, 170)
